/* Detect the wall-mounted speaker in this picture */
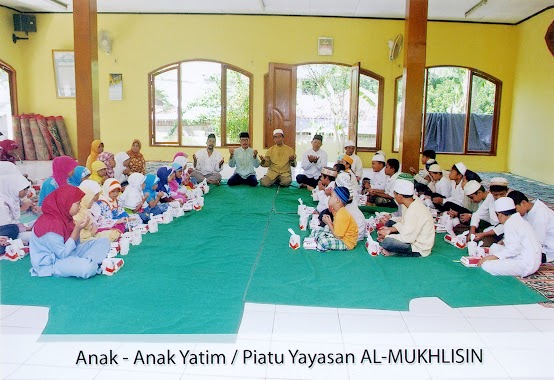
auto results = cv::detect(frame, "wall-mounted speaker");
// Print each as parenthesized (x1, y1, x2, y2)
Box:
(13, 14, 37, 34)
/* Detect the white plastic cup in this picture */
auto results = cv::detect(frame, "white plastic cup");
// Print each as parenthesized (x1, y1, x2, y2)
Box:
(119, 239, 130, 255)
(148, 219, 158, 233)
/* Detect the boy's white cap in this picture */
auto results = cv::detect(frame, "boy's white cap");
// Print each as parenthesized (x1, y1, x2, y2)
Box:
(344, 140, 355, 147)
(376, 150, 386, 157)
(494, 197, 516, 212)
(490, 177, 508, 186)
(372, 154, 386, 163)
(454, 162, 467, 175)
(428, 164, 442, 172)
(273, 129, 284, 136)
(393, 179, 414, 196)
(464, 180, 481, 196)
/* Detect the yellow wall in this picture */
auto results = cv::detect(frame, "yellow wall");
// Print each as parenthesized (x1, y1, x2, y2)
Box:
(510, 9, 554, 185)
(0, 10, 531, 174)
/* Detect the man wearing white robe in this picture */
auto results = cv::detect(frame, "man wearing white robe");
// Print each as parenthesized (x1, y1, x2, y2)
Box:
(479, 197, 541, 277)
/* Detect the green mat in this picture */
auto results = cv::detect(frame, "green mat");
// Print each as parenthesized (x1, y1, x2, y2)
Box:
(0, 185, 546, 335)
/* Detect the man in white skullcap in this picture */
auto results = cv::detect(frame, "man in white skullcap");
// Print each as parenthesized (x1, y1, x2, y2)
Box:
(377, 179, 435, 257)
(259, 129, 296, 187)
(508, 190, 554, 264)
(479, 197, 542, 277)
(343, 140, 363, 180)
(468, 177, 509, 247)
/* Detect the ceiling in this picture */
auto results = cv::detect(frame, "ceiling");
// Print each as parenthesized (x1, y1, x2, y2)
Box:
(2, 0, 553, 24)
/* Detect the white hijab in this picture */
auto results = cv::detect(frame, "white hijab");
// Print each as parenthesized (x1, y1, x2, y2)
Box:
(119, 172, 145, 209)
(0, 174, 30, 221)
(114, 152, 130, 183)
(0, 162, 21, 176)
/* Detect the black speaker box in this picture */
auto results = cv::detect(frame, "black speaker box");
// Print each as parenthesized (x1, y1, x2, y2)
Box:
(13, 14, 37, 33)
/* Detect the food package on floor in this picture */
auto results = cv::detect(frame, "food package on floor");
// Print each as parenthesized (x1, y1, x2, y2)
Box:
(168, 200, 181, 208)
(365, 217, 377, 234)
(182, 201, 194, 211)
(365, 234, 380, 256)
(460, 256, 480, 267)
(151, 214, 164, 223)
(309, 214, 320, 230)
(299, 214, 308, 231)
(303, 237, 317, 250)
(288, 228, 300, 250)
(147, 219, 158, 233)
(444, 231, 469, 249)
(108, 242, 120, 258)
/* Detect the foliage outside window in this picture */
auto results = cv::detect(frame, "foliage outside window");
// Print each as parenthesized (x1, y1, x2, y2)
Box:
(295, 64, 382, 160)
(393, 66, 500, 155)
(150, 60, 252, 147)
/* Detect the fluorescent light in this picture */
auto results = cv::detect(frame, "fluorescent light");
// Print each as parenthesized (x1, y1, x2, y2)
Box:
(465, 0, 487, 18)
(16, 0, 68, 11)
(48, 0, 68, 10)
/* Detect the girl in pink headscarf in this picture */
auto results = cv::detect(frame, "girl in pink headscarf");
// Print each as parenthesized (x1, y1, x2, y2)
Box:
(98, 151, 115, 178)
(38, 156, 78, 206)
(0, 139, 19, 163)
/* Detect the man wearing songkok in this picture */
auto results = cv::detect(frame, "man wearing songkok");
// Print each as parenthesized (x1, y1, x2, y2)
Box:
(228, 132, 260, 187)
(508, 191, 554, 263)
(191, 134, 224, 185)
(259, 129, 296, 187)
(343, 140, 363, 180)
(479, 197, 541, 277)
(311, 186, 358, 252)
(296, 134, 328, 188)
(468, 177, 509, 247)
(378, 179, 435, 257)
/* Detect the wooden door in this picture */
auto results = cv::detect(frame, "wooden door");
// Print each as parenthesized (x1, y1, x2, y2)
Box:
(348, 62, 360, 145)
(265, 63, 297, 148)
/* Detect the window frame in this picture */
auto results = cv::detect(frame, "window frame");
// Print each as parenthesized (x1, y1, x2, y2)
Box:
(0, 59, 18, 116)
(393, 65, 501, 156)
(148, 59, 253, 148)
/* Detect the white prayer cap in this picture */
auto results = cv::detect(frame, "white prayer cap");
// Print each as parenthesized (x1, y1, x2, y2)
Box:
(428, 164, 442, 173)
(376, 150, 386, 157)
(273, 129, 284, 136)
(393, 179, 415, 196)
(454, 162, 467, 175)
(464, 180, 481, 196)
(490, 177, 508, 187)
(494, 197, 516, 212)
(372, 154, 386, 163)
(344, 140, 355, 148)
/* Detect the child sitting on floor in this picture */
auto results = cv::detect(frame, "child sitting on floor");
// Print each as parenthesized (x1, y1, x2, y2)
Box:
(143, 174, 169, 216)
(310, 186, 358, 252)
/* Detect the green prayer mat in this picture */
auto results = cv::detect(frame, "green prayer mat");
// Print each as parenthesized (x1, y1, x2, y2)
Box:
(0, 185, 546, 335)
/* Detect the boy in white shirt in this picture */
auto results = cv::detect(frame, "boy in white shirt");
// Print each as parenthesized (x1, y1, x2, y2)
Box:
(508, 191, 554, 264)
(468, 177, 508, 247)
(343, 140, 363, 180)
(367, 158, 399, 208)
(479, 197, 542, 277)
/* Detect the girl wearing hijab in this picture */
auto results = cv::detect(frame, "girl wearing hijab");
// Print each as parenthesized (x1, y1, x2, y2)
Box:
(97, 178, 138, 232)
(126, 139, 146, 175)
(89, 161, 108, 185)
(143, 174, 168, 216)
(29, 186, 114, 278)
(0, 173, 32, 244)
(173, 152, 197, 186)
(168, 163, 188, 203)
(156, 166, 179, 203)
(85, 140, 103, 170)
(67, 166, 91, 187)
(98, 151, 115, 178)
(74, 180, 121, 242)
(114, 152, 131, 185)
(0, 140, 19, 163)
(119, 172, 151, 222)
(38, 156, 79, 206)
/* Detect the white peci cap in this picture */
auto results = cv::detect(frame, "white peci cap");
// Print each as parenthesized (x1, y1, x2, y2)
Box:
(372, 154, 386, 163)
(428, 164, 442, 173)
(464, 180, 481, 196)
(454, 162, 467, 175)
(344, 140, 355, 148)
(494, 197, 516, 212)
(273, 129, 284, 136)
(393, 179, 415, 196)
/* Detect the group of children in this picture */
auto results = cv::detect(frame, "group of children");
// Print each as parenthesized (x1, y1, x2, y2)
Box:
(1, 136, 552, 281)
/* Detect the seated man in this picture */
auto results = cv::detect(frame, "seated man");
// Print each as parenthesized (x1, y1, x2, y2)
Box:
(296, 134, 327, 188)
(228, 132, 260, 187)
(259, 129, 296, 187)
(378, 179, 435, 257)
(479, 197, 542, 277)
(508, 190, 554, 263)
(310, 186, 359, 252)
(191, 134, 224, 185)
(343, 140, 363, 181)
(468, 177, 509, 247)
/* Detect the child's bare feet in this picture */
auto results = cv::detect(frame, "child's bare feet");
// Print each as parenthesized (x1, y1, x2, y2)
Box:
(381, 248, 397, 257)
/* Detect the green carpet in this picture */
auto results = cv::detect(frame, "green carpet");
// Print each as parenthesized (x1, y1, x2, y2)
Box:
(0, 185, 546, 335)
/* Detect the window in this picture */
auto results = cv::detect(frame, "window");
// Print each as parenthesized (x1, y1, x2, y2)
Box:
(0, 60, 17, 139)
(393, 66, 501, 155)
(149, 60, 253, 147)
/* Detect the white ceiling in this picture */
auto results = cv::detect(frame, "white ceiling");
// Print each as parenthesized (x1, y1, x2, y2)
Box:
(2, 0, 554, 24)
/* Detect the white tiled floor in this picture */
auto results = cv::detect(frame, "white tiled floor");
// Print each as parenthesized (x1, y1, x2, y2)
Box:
(1, 297, 554, 380)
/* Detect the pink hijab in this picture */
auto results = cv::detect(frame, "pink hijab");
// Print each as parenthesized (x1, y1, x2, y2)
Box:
(52, 156, 79, 186)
